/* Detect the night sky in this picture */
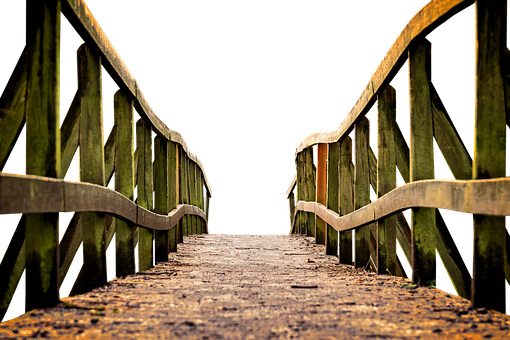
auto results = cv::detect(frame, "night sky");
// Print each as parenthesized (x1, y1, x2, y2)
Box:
(0, 0, 432, 232)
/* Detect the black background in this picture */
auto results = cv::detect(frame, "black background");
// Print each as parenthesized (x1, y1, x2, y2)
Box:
(0, 0, 471, 232)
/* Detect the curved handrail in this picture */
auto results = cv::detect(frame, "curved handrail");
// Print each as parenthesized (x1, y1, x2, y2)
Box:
(294, 0, 473, 157)
(61, 0, 212, 195)
(0, 173, 207, 231)
(292, 177, 510, 232)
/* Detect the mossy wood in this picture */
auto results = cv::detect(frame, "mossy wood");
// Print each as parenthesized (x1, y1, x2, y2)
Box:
(304, 147, 316, 238)
(326, 142, 340, 256)
(339, 137, 354, 265)
(168, 141, 179, 250)
(316, 144, 328, 245)
(154, 137, 170, 263)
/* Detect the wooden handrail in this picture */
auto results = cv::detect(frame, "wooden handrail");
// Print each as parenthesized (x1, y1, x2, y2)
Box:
(288, 0, 509, 314)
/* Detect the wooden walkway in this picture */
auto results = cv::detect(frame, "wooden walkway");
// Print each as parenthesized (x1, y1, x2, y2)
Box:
(1, 234, 509, 339)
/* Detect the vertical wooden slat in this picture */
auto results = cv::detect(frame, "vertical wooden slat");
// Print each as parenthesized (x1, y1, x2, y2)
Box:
(316, 143, 328, 245)
(305, 146, 316, 238)
(288, 192, 296, 232)
(154, 136, 169, 262)
(409, 38, 435, 286)
(114, 89, 135, 277)
(25, 0, 61, 311)
(77, 42, 106, 294)
(377, 85, 397, 275)
(354, 117, 370, 268)
(327, 142, 340, 256)
(198, 172, 205, 234)
(472, 0, 507, 313)
(296, 151, 306, 235)
(339, 137, 354, 265)
(179, 148, 189, 238)
(188, 159, 196, 234)
(168, 141, 178, 251)
(136, 118, 153, 271)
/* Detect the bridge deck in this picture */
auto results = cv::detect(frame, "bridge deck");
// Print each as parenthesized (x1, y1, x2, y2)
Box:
(1, 234, 509, 339)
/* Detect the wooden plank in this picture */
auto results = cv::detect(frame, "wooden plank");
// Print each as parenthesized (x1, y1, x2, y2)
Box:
(286, 175, 297, 199)
(472, 0, 507, 313)
(296, 151, 306, 235)
(114, 90, 135, 277)
(326, 142, 340, 256)
(59, 213, 82, 283)
(25, 0, 61, 311)
(104, 125, 116, 186)
(197, 171, 205, 235)
(179, 147, 189, 238)
(0, 47, 28, 171)
(154, 137, 170, 263)
(188, 158, 197, 235)
(60, 92, 80, 177)
(431, 84, 472, 180)
(77, 43, 107, 294)
(136, 118, 153, 271)
(316, 144, 328, 245)
(354, 117, 370, 268)
(409, 38, 435, 286)
(168, 141, 178, 251)
(305, 147, 316, 238)
(377, 85, 397, 275)
(288, 192, 296, 234)
(339, 137, 354, 264)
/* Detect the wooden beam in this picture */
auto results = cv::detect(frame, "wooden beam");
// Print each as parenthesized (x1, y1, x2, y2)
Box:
(114, 90, 135, 277)
(0, 47, 28, 171)
(377, 85, 397, 275)
(430, 83, 472, 180)
(77, 43, 106, 294)
(339, 137, 354, 265)
(154, 137, 170, 262)
(472, 0, 507, 313)
(136, 118, 153, 271)
(168, 141, 178, 251)
(25, 0, 61, 311)
(296, 151, 307, 235)
(305, 147, 316, 238)
(316, 144, 328, 245)
(409, 38, 435, 286)
(354, 117, 370, 268)
(326, 142, 340, 256)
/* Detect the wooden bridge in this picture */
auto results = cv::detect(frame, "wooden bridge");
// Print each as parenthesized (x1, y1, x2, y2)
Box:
(1, 0, 510, 338)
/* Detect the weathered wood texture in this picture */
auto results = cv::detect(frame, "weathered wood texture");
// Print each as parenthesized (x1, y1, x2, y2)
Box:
(472, 0, 507, 313)
(154, 137, 170, 263)
(25, 0, 61, 312)
(377, 86, 397, 276)
(296, 152, 306, 235)
(409, 39, 435, 287)
(326, 142, 340, 256)
(339, 138, 354, 265)
(168, 141, 179, 251)
(316, 144, 328, 245)
(305, 147, 316, 238)
(179, 148, 189, 237)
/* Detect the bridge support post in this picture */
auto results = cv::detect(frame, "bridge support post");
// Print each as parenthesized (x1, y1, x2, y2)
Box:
(305, 147, 316, 238)
(296, 151, 307, 235)
(354, 118, 370, 268)
(168, 141, 179, 250)
(180, 148, 189, 238)
(154, 137, 170, 262)
(77, 43, 107, 292)
(377, 86, 397, 275)
(25, 0, 61, 311)
(316, 144, 328, 245)
(136, 119, 154, 271)
(326, 142, 340, 256)
(472, 0, 507, 313)
(409, 39, 435, 286)
(339, 137, 354, 265)
(114, 90, 135, 277)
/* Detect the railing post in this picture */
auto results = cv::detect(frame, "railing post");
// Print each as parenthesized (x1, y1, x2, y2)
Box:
(154, 136, 169, 262)
(25, 0, 61, 310)
(354, 117, 370, 268)
(316, 144, 328, 245)
(472, 0, 507, 313)
(296, 151, 306, 234)
(114, 89, 135, 277)
(168, 141, 179, 251)
(198, 171, 205, 234)
(305, 147, 316, 238)
(288, 191, 296, 232)
(188, 158, 196, 234)
(409, 39, 435, 286)
(179, 148, 189, 238)
(339, 137, 354, 264)
(326, 142, 340, 256)
(136, 118, 153, 271)
(377, 85, 397, 275)
(77, 43, 106, 292)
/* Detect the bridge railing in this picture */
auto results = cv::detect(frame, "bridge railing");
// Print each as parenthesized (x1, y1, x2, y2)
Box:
(0, 0, 211, 320)
(287, 0, 509, 313)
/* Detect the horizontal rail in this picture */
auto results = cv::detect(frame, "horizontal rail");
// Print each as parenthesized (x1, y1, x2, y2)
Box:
(294, 0, 473, 157)
(0, 173, 206, 231)
(293, 177, 510, 233)
(61, 0, 211, 196)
